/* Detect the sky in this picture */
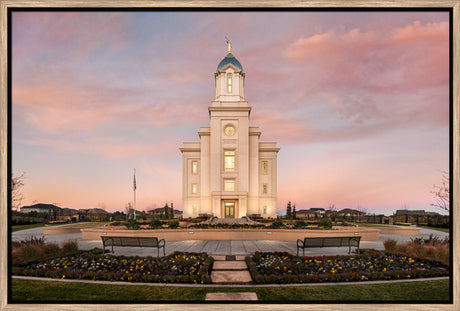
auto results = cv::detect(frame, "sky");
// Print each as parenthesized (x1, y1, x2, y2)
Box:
(11, 11, 450, 216)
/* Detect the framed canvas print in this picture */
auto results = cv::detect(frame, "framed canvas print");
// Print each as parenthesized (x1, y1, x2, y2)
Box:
(1, 1, 458, 310)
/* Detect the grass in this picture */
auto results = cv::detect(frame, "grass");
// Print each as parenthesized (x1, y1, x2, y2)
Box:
(356, 223, 396, 228)
(52, 222, 110, 228)
(12, 222, 110, 232)
(12, 223, 45, 232)
(417, 226, 450, 233)
(11, 278, 450, 302)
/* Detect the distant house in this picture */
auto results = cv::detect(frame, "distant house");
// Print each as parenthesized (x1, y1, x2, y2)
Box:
(21, 203, 79, 221)
(78, 208, 110, 222)
(147, 206, 183, 219)
(295, 208, 325, 219)
(21, 203, 56, 215)
(335, 208, 366, 220)
(393, 209, 444, 225)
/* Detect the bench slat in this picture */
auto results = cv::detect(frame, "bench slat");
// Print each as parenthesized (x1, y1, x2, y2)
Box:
(297, 236, 361, 256)
(101, 236, 165, 257)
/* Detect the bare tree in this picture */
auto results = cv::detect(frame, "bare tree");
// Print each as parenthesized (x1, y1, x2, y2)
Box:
(12, 172, 26, 211)
(327, 204, 337, 221)
(431, 170, 449, 212)
(125, 202, 132, 220)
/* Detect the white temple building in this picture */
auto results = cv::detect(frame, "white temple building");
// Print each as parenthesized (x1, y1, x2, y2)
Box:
(180, 44, 279, 219)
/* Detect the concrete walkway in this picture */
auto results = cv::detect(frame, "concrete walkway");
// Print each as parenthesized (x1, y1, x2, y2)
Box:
(12, 225, 449, 257)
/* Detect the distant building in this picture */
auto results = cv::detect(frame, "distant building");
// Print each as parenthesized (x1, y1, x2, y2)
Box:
(147, 206, 183, 219)
(295, 209, 319, 219)
(78, 208, 110, 222)
(21, 203, 56, 214)
(334, 208, 366, 221)
(393, 209, 444, 225)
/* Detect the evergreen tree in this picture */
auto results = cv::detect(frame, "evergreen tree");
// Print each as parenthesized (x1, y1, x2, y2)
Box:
(293, 204, 296, 220)
(286, 201, 292, 220)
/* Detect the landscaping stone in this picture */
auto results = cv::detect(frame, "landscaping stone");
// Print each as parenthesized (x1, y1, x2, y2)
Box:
(213, 260, 248, 270)
(211, 270, 252, 283)
(205, 292, 258, 301)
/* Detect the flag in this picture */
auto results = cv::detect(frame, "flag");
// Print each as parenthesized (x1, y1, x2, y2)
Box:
(133, 170, 136, 191)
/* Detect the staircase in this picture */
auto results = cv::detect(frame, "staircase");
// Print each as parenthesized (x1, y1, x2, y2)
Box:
(210, 217, 252, 224)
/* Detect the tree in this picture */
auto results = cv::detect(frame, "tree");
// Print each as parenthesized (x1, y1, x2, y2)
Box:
(292, 204, 296, 220)
(12, 172, 26, 211)
(164, 203, 170, 219)
(431, 170, 449, 212)
(286, 201, 292, 220)
(327, 204, 337, 221)
(125, 203, 132, 220)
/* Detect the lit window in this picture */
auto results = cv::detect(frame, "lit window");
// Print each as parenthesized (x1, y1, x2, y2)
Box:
(192, 204, 197, 213)
(227, 74, 232, 93)
(262, 161, 268, 174)
(224, 179, 235, 192)
(192, 161, 198, 174)
(224, 150, 235, 172)
(192, 183, 198, 194)
(262, 184, 268, 194)
(263, 205, 267, 214)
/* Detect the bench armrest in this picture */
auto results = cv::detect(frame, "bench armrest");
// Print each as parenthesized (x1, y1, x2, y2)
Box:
(158, 238, 165, 247)
(297, 239, 305, 247)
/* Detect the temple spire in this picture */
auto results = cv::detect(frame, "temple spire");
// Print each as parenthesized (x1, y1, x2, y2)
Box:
(225, 36, 232, 53)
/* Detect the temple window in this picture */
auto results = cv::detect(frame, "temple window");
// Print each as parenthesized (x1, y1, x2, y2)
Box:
(224, 179, 235, 192)
(224, 150, 235, 171)
(227, 73, 232, 93)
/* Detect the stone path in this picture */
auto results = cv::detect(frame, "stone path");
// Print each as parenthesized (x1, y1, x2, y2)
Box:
(207, 255, 257, 301)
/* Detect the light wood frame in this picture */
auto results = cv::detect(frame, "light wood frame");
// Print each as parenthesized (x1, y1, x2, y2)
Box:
(1, 1, 458, 310)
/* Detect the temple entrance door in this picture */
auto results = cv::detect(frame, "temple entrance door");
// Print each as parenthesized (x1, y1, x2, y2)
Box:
(223, 201, 236, 218)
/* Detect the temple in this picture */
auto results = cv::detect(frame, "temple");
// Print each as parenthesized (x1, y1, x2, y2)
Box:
(180, 44, 279, 218)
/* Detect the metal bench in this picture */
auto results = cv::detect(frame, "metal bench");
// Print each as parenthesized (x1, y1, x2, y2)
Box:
(101, 236, 165, 257)
(296, 236, 361, 256)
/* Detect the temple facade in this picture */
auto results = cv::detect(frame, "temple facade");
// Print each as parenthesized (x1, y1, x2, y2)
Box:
(180, 45, 279, 218)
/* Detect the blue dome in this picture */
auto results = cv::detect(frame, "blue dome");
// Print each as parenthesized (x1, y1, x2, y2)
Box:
(216, 53, 243, 72)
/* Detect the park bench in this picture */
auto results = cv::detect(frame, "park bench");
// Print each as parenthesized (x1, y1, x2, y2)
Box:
(296, 236, 361, 256)
(101, 236, 165, 257)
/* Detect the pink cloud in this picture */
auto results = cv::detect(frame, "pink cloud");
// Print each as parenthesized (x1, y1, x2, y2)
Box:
(13, 12, 129, 61)
(284, 21, 448, 91)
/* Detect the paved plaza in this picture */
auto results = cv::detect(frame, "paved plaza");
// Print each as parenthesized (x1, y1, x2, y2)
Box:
(12, 225, 449, 258)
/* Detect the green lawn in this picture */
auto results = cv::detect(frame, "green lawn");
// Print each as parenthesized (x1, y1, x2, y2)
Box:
(417, 226, 450, 233)
(12, 223, 45, 232)
(356, 223, 396, 228)
(11, 278, 450, 302)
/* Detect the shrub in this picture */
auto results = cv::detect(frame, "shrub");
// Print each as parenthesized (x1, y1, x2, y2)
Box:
(61, 240, 79, 256)
(437, 244, 450, 265)
(294, 220, 307, 228)
(270, 220, 284, 228)
(168, 219, 179, 229)
(43, 243, 61, 259)
(149, 219, 163, 229)
(318, 218, 332, 229)
(394, 222, 411, 226)
(125, 219, 140, 230)
(108, 221, 124, 227)
(16, 244, 43, 265)
(383, 239, 398, 253)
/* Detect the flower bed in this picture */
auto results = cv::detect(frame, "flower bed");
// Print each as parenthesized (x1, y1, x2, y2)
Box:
(13, 251, 213, 284)
(245, 250, 449, 284)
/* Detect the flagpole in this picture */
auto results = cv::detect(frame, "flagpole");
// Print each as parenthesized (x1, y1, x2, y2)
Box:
(133, 168, 136, 220)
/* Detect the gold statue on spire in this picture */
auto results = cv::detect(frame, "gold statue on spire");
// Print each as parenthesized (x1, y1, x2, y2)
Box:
(225, 36, 232, 53)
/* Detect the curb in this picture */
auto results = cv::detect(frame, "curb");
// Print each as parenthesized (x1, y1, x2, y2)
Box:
(12, 275, 449, 288)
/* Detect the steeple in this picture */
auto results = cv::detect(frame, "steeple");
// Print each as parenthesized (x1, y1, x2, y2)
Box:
(214, 40, 245, 103)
